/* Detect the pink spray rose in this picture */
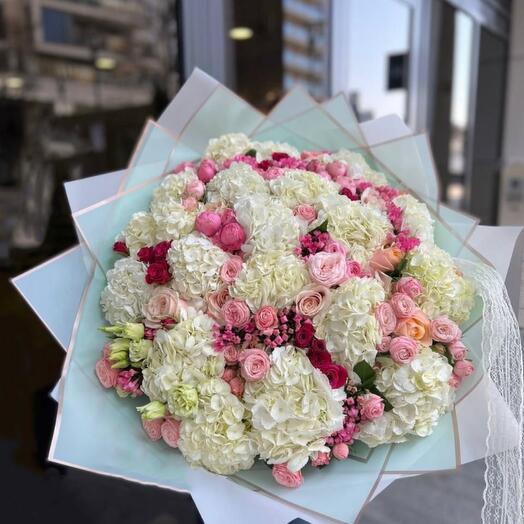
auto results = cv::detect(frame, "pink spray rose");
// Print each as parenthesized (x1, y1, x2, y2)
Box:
(142, 418, 163, 441)
(221, 367, 237, 382)
(262, 166, 283, 180)
(454, 360, 474, 378)
(223, 345, 241, 365)
(185, 179, 205, 200)
(197, 158, 217, 183)
(389, 336, 419, 364)
(222, 299, 251, 328)
(375, 303, 397, 335)
(377, 335, 392, 353)
(326, 161, 347, 179)
(448, 340, 467, 361)
(272, 464, 304, 488)
(395, 276, 423, 298)
(295, 285, 331, 318)
(239, 348, 271, 381)
(449, 373, 462, 389)
(358, 393, 385, 421)
(431, 316, 461, 344)
(95, 358, 119, 389)
(205, 285, 230, 319)
(346, 260, 362, 278)
(219, 222, 246, 252)
(254, 305, 278, 335)
(307, 251, 348, 287)
(293, 204, 317, 223)
(311, 451, 331, 467)
(142, 286, 181, 328)
(389, 292, 417, 319)
(220, 256, 243, 283)
(173, 161, 193, 173)
(229, 376, 245, 397)
(332, 442, 349, 460)
(195, 211, 222, 237)
(324, 238, 348, 256)
(182, 197, 198, 211)
(161, 418, 181, 448)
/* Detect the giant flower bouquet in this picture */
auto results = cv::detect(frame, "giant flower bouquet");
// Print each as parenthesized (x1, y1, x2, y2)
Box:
(14, 70, 523, 523)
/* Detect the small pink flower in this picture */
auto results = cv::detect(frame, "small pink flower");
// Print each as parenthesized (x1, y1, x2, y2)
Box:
(219, 222, 246, 252)
(185, 179, 205, 200)
(195, 211, 222, 237)
(295, 285, 331, 318)
(173, 161, 193, 173)
(197, 158, 217, 183)
(205, 285, 230, 320)
(229, 376, 245, 397)
(182, 196, 198, 211)
(431, 316, 461, 344)
(346, 260, 361, 278)
(221, 367, 237, 382)
(239, 348, 270, 381)
(324, 238, 348, 256)
(142, 418, 163, 441)
(306, 159, 325, 173)
(308, 251, 348, 287)
(358, 393, 384, 421)
(220, 256, 243, 283)
(223, 345, 240, 365)
(261, 166, 283, 180)
(449, 373, 462, 389)
(161, 418, 181, 448)
(326, 161, 347, 179)
(311, 451, 330, 467)
(389, 293, 417, 319)
(375, 303, 397, 335)
(332, 442, 349, 460)
(222, 299, 251, 328)
(116, 369, 142, 396)
(272, 463, 303, 488)
(293, 204, 317, 223)
(448, 340, 467, 361)
(377, 335, 392, 353)
(95, 358, 119, 389)
(142, 286, 181, 328)
(454, 360, 474, 378)
(254, 305, 278, 335)
(389, 336, 419, 364)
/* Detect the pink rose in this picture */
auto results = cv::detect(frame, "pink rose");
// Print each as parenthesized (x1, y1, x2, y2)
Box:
(395, 276, 423, 298)
(295, 285, 331, 318)
(358, 393, 385, 421)
(448, 340, 467, 361)
(142, 287, 181, 328)
(454, 360, 474, 378)
(197, 158, 217, 183)
(306, 159, 325, 173)
(219, 222, 246, 252)
(272, 463, 303, 488)
(311, 451, 331, 467)
(431, 316, 461, 344)
(324, 238, 348, 257)
(255, 305, 278, 335)
(223, 345, 240, 365)
(389, 336, 419, 364)
(173, 161, 193, 173)
(222, 299, 251, 328)
(142, 418, 163, 441)
(377, 335, 392, 353)
(326, 161, 347, 179)
(293, 204, 317, 223)
(95, 358, 119, 389)
(375, 303, 397, 335)
(205, 286, 230, 319)
(389, 293, 417, 319)
(161, 418, 181, 448)
(332, 442, 349, 460)
(239, 348, 270, 381)
(220, 256, 243, 283)
(308, 251, 348, 287)
(229, 376, 245, 397)
(222, 367, 237, 382)
(449, 373, 462, 389)
(182, 196, 198, 211)
(195, 211, 222, 237)
(346, 260, 361, 278)
(185, 179, 205, 199)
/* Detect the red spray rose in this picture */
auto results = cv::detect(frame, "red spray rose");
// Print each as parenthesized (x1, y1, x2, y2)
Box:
(295, 323, 315, 348)
(146, 260, 171, 285)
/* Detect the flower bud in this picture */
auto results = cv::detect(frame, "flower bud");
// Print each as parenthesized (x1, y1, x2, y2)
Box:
(100, 322, 144, 341)
(129, 339, 152, 364)
(137, 400, 167, 421)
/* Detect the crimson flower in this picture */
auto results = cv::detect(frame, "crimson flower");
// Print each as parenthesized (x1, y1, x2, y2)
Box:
(295, 323, 315, 348)
(145, 260, 171, 284)
(317, 363, 348, 389)
(113, 241, 129, 255)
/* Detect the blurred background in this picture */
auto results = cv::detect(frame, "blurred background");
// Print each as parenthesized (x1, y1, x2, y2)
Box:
(1, 0, 523, 523)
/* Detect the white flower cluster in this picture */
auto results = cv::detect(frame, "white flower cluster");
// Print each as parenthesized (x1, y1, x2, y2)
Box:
(314, 277, 384, 367)
(393, 194, 434, 245)
(204, 133, 252, 164)
(358, 348, 454, 447)
(243, 346, 344, 471)
(251, 140, 300, 161)
(121, 212, 157, 256)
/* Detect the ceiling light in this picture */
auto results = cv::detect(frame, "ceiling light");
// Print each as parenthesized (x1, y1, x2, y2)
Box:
(5, 76, 24, 89)
(447, 183, 465, 201)
(229, 27, 253, 40)
(95, 56, 117, 71)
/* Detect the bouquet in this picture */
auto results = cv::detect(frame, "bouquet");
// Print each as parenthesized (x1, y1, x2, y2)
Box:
(14, 70, 523, 523)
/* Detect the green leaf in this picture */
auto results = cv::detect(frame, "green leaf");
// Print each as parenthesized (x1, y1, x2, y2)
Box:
(313, 219, 328, 233)
(353, 361, 376, 389)
(245, 148, 257, 157)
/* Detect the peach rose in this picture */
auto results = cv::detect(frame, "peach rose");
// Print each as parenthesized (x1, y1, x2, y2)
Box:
(272, 463, 303, 488)
(308, 251, 348, 287)
(295, 285, 331, 318)
(205, 285, 230, 319)
(220, 255, 243, 283)
(394, 309, 432, 346)
(142, 287, 181, 328)
(222, 299, 251, 328)
(254, 305, 278, 335)
(369, 246, 404, 273)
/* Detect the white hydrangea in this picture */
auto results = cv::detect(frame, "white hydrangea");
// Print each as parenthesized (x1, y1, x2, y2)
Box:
(251, 140, 300, 161)
(121, 211, 157, 256)
(269, 169, 339, 209)
(243, 346, 344, 471)
(231, 251, 310, 310)
(151, 169, 197, 206)
(234, 194, 300, 255)
(141, 312, 223, 402)
(314, 277, 384, 367)
(178, 378, 256, 475)
(167, 234, 229, 299)
(100, 258, 151, 325)
(204, 133, 253, 164)
(358, 348, 454, 447)
(205, 162, 269, 206)
(324, 150, 388, 186)
(151, 200, 198, 242)
(319, 195, 392, 264)
(393, 194, 434, 245)
(405, 244, 475, 323)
